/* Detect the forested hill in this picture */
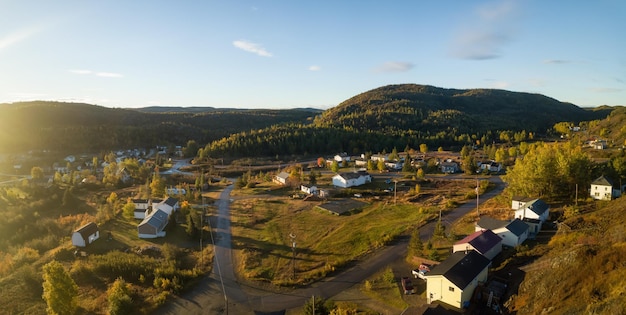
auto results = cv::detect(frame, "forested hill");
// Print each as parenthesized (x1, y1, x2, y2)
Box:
(201, 84, 614, 158)
(313, 84, 603, 134)
(0, 101, 318, 153)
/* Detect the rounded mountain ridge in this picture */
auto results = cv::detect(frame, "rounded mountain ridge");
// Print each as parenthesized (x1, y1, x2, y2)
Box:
(315, 83, 586, 133)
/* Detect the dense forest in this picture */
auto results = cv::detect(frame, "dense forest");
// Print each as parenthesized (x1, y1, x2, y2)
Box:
(0, 101, 319, 153)
(200, 84, 615, 158)
(0, 85, 618, 158)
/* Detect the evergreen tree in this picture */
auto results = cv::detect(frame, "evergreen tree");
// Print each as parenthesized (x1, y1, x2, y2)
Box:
(303, 295, 330, 315)
(408, 228, 424, 258)
(42, 260, 78, 315)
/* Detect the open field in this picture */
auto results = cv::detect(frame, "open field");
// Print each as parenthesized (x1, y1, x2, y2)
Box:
(228, 176, 480, 288)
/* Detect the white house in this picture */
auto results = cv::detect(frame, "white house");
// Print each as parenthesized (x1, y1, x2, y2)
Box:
(439, 161, 459, 174)
(334, 153, 351, 166)
(476, 217, 529, 248)
(132, 199, 151, 219)
(301, 185, 317, 195)
(138, 209, 169, 238)
(479, 160, 502, 173)
(425, 250, 491, 309)
(369, 154, 388, 162)
(590, 175, 622, 200)
(273, 171, 290, 185)
(72, 222, 100, 247)
(155, 197, 179, 216)
(332, 171, 372, 188)
(453, 229, 502, 261)
(514, 198, 549, 234)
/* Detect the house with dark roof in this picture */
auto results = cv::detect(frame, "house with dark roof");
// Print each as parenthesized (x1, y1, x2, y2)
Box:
(332, 171, 372, 188)
(453, 229, 502, 260)
(72, 222, 100, 247)
(590, 175, 623, 200)
(138, 209, 169, 238)
(514, 199, 549, 234)
(425, 250, 491, 309)
(156, 197, 179, 215)
(475, 217, 529, 247)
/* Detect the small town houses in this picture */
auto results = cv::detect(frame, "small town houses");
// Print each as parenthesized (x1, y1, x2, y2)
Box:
(72, 222, 100, 247)
(425, 250, 491, 309)
(590, 175, 624, 200)
(332, 171, 372, 188)
(133, 197, 180, 239)
(425, 197, 546, 310)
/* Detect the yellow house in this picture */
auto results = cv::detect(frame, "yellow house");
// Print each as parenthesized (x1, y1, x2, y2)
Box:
(425, 250, 490, 309)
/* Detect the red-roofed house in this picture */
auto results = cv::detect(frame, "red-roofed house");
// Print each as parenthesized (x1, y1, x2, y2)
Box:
(453, 229, 502, 261)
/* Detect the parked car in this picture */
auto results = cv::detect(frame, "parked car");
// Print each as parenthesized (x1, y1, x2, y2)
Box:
(412, 263, 432, 280)
(401, 276, 415, 294)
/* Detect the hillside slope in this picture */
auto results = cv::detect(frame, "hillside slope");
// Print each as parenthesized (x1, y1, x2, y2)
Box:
(314, 84, 600, 134)
(0, 101, 317, 153)
(510, 199, 626, 314)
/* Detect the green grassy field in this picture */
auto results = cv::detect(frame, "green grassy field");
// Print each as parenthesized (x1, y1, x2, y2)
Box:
(230, 195, 439, 285)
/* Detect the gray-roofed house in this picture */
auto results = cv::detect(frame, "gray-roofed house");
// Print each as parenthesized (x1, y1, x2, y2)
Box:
(332, 171, 372, 188)
(138, 209, 169, 239)
(425, 250, 491, 309)
(453, 229, 502, 260)
(155, 197, 179, 215)
(476, 217, 529, 247)
(590, 175, 623, 200)
(273, 171, 291, 185)
(72, 222, 100, 247)
(514, 199, 549, 234)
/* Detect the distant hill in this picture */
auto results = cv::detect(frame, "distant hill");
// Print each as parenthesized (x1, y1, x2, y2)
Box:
(313, 84, 604, 134)
(203, 84, 615, 158)
(135, 106, 323, 114)
(0, 101, 318, 153)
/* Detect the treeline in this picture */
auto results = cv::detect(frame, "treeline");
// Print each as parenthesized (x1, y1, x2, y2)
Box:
(199, 123, 533, 158)
(0, 101, 318, 153)
(503, 141, 626, 201)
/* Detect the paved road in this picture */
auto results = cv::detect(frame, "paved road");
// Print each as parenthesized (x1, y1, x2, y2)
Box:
(157, 176, 505, 314)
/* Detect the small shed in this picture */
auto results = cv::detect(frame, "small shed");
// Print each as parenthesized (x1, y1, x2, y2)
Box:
(72, 222, 100, 247)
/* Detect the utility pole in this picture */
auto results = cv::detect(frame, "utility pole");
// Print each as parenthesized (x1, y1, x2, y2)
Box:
(476, 177, 480, 218)
(290, 233, 296, 280)
(200, 197, 203, 267)
(394, 179, 398, 205)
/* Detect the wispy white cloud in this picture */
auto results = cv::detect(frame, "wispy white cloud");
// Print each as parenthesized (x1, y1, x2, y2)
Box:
(233, 40, 272, 57)
(374, 61, 414, 73)
(68, 69, 123, 78)
(69, 69, 93, 75)
(450, 0, 520, 60)
(0, 26, 42, 52)
(308, 65, 321, 71)
(96, 72, 123, 78)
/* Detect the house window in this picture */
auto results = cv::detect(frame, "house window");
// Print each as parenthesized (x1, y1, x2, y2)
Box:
(448, 286, 455, 292)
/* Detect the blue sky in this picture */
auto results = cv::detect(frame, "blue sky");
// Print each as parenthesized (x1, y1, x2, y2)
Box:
(1, 0, 624, 109)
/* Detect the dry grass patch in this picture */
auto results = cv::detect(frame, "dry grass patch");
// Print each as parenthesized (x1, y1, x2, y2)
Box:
(231, 197, 437, 285)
